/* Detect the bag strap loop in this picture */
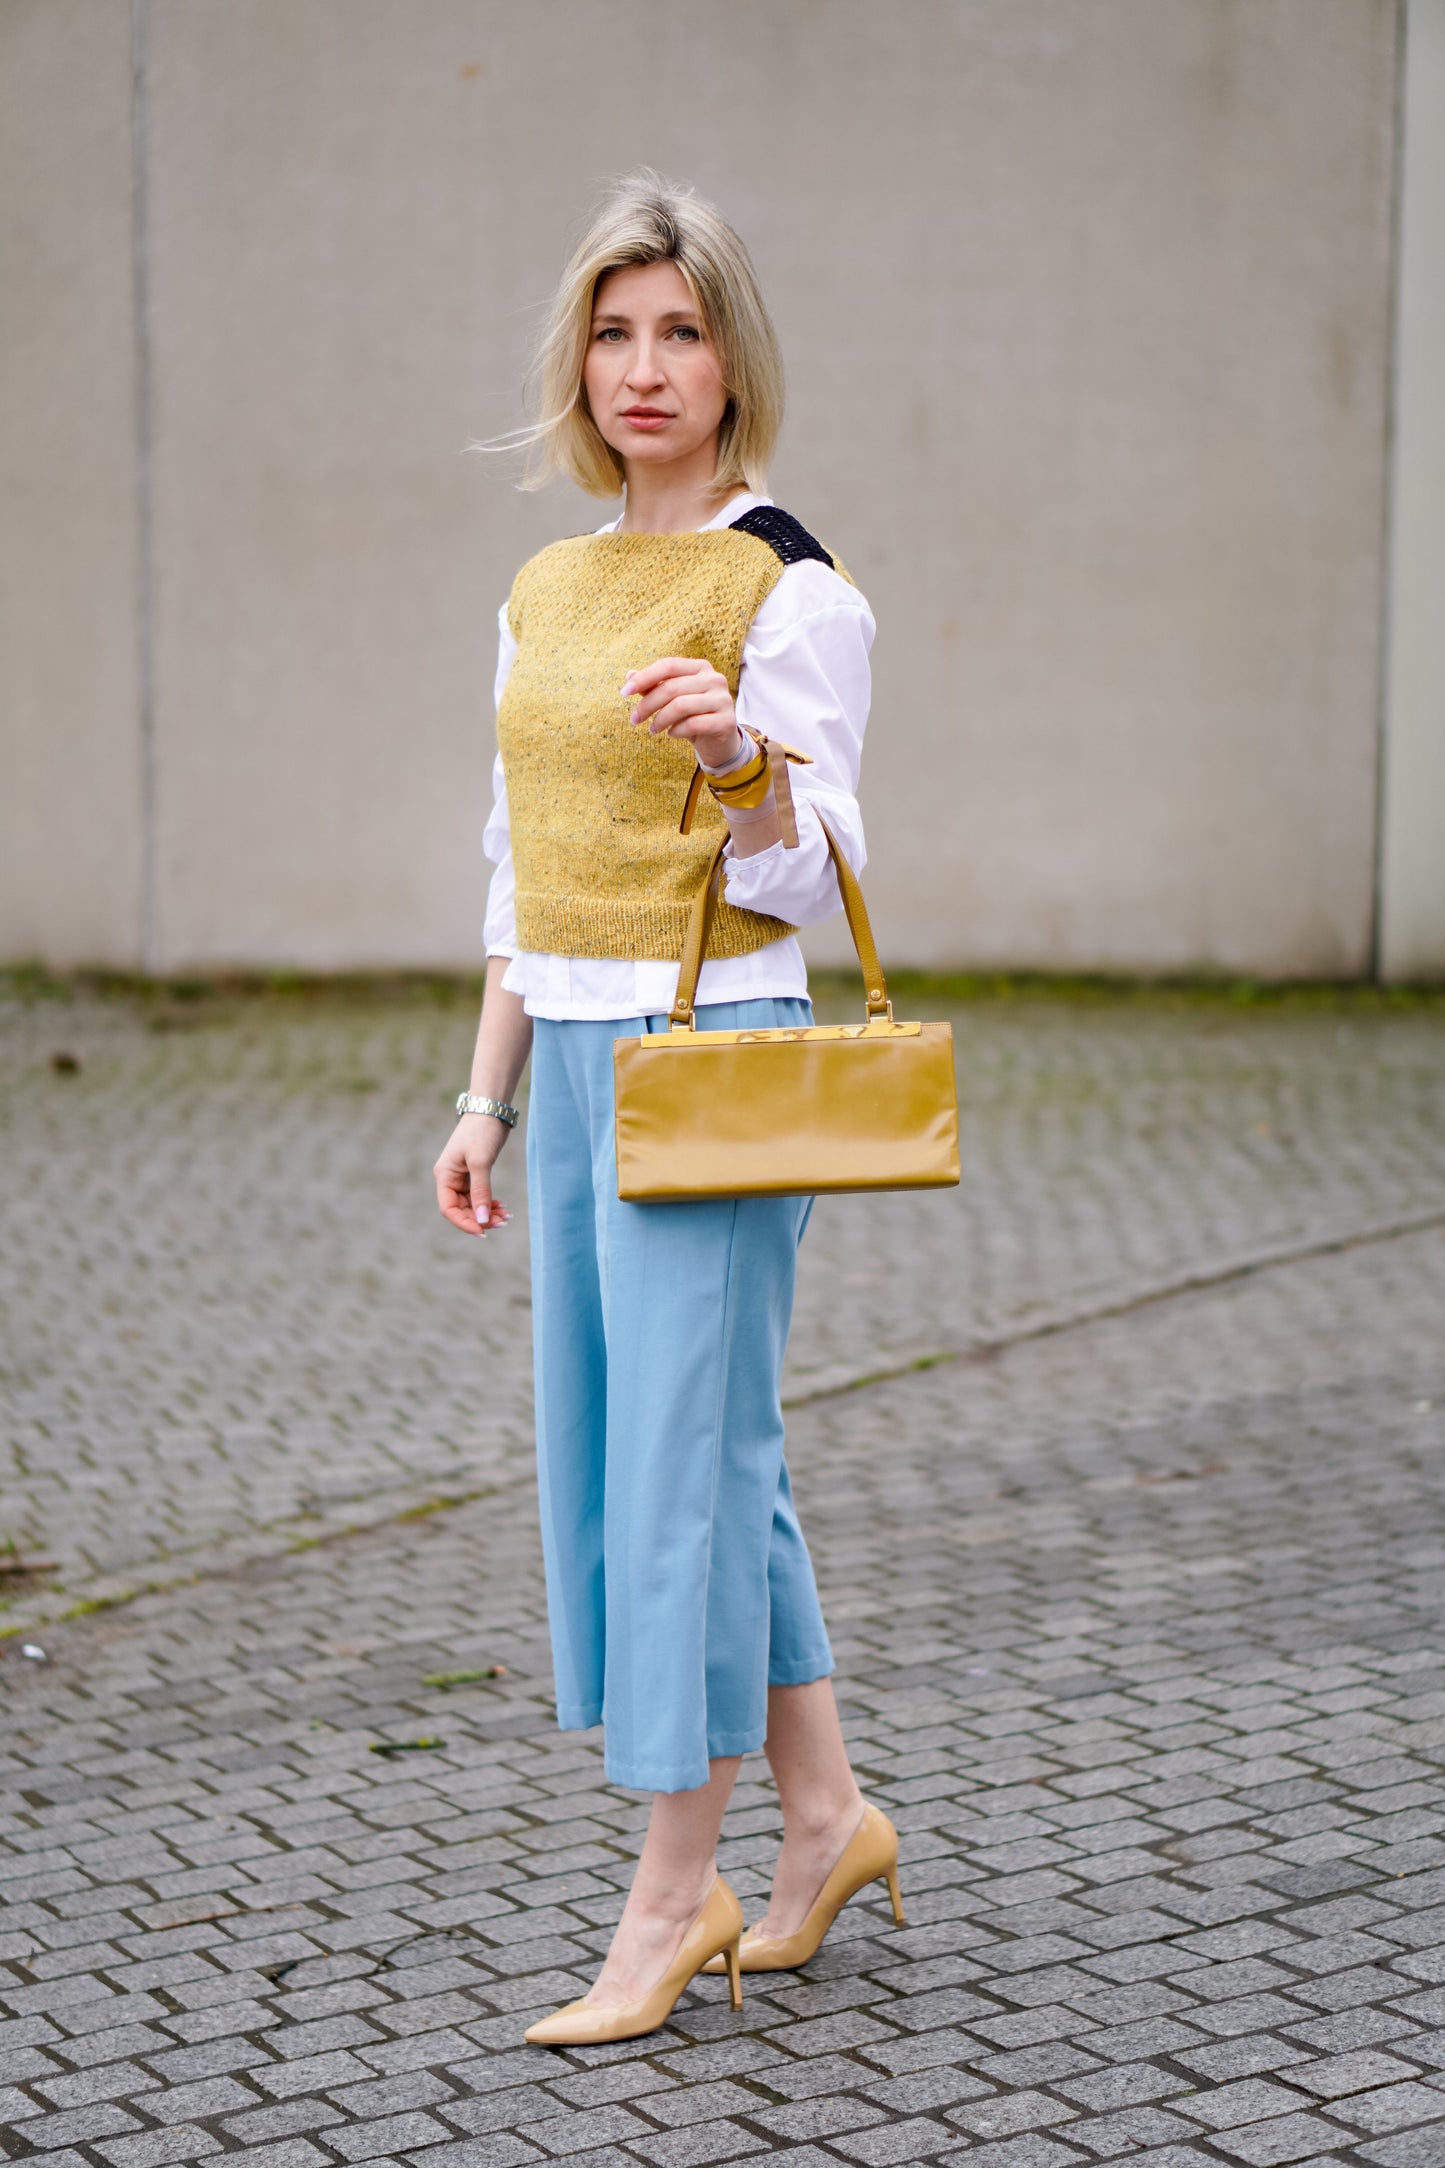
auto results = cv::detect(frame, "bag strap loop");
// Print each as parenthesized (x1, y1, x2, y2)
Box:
(669, 814, 890, 1030)
(678, 731, 811, 845)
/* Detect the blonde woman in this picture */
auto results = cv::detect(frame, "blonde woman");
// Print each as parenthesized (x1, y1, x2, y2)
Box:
(434, 172, 903, 2046)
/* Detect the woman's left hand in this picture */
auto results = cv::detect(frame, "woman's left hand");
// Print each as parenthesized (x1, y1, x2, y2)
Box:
(623, 657, 743, 770)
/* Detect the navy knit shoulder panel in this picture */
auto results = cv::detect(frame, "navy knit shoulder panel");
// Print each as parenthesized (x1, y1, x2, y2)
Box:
(728, 505, 835, 569)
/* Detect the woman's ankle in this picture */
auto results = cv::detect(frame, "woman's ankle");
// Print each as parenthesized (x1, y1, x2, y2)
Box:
(777, 1785, 865, 1847)
(626, 1860, 717, 1925)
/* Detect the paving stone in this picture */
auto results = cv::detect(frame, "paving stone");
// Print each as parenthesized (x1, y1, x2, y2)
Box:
(1177, 2077, 1317, 2129)
(633, 2081, 781, 2130)
(1059, 2107, 1199, 2158)
(1286, 2049, 1427, 2098)
(254, 2047, 378, 2096)
(828, 2119, 959, 2165)
(1281, 2007, 1421, 2053)
(1357, 2134, 1445, 2168)
(514, 2106, 665, 2156)
(204, 2148, 348, 2168)
(440, 2085, 557, 2136)
(938, 2138, 1087, 2168)
(1205, 2113, 1358, 2165)
(859, 2070, 994, 2114)
(945, 2090, 1078, 2139)
(716, 2153, 832, 2168)
(92, 2130, 222, 2168)
(1325, 2080, 1445, 2133)
(12, 2103, 146, 2149)
(218, 2099, 345, 2142)
(542, 2064, 681, 2108)
(744, 2053, 883, 2100)
(1169, 2037, 1311, 2082)
(327, 2112, 464, 2160)
(406, 2140, 543, 2168)
(623, 2124, 770, 2167)
(1055, 2064, 1194, 2111)
(1181, 1993, 1314, 2037)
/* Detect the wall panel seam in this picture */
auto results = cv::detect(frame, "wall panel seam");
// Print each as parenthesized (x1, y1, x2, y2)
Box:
(1371, 0, 1410, 981)
(130, 0, 158, 971)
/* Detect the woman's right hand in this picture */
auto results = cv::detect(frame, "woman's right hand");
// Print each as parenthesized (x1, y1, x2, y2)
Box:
(434, 1113, 514, 1238)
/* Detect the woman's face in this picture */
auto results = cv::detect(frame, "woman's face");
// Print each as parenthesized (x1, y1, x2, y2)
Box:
(582, 260, 729, 477)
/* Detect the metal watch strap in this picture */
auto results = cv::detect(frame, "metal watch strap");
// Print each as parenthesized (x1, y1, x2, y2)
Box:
(456, 1093, 519, 1127)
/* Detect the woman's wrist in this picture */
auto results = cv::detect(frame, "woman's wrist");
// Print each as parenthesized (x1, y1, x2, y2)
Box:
(697, 725, 749, 775)
(457, 1092, 519, 1128)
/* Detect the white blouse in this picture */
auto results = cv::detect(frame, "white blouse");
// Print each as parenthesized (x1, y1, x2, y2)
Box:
(482, 491, 874, 1021)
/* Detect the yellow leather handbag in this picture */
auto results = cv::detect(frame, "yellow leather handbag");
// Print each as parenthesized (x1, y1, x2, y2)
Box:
(613, 818, 960, 1202)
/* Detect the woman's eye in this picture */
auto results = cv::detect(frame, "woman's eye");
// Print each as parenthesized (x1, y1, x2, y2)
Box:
(595, 327, 625, 343)
(670, 326, 701, 342)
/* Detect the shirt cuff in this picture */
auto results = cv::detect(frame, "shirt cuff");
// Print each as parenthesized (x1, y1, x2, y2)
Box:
(721, 837, 789, 889)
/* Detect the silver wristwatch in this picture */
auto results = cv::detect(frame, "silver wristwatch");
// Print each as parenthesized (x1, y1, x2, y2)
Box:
(456, 1092, 519, 1127)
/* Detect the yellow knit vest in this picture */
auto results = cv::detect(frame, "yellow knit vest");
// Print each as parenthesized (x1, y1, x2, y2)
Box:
(497, 529, 801, 962)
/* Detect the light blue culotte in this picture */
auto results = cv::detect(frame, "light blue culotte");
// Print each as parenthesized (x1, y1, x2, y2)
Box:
(526, 997, 835, 1793)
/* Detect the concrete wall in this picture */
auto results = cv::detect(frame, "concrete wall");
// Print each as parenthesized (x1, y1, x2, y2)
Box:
(0, 0, 143, 967)
(0, 0, 1420, 976)
(1379, 0, 1445, 981)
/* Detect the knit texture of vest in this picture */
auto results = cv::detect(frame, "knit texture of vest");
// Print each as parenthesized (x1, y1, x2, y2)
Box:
(497, 512, 842, 963)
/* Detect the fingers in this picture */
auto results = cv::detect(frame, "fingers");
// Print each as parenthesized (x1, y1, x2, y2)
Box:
(635, 691, 724, 738)
(622, 658, 725, 730)
(434, 1161, 482, 1235)
(468, 1165, 513, 1239)
(622, 655, 711, 697)
(432, 1139, 514, 1240)
(433, 1177, 513, 1238)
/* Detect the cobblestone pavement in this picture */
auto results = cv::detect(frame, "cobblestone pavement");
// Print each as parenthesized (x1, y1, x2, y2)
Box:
(2, 984, 1445, 2166)
(3, 987, 1443, 1624)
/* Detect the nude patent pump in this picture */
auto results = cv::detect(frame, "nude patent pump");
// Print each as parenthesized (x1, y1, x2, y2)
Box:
(524, 1875, 744, 2046)
(702, 1800, 904, 1975)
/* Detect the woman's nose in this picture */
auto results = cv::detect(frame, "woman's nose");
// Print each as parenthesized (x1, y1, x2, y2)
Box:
(627, 342, 666, 388)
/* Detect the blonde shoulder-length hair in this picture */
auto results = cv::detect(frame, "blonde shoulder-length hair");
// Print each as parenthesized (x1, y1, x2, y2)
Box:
(509, 170, 784, 500)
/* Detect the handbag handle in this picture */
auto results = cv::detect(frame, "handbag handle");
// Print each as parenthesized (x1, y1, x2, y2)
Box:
(669, 815, 891, 1029)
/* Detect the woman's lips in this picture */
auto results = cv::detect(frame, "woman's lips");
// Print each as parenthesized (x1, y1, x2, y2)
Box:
(621, 409, 672, 430)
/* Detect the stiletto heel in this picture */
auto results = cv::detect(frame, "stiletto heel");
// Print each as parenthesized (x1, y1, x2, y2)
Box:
(701, 1800, 904, 1975)
(524, 1876, 744, 2045)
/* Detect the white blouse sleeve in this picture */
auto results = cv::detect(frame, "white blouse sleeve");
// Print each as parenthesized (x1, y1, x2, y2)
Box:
(481, 604, 519, 959)
(721, 561, 875, 926)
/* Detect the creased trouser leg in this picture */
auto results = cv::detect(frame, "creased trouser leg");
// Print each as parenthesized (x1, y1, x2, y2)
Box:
(527, 1002, 834, 1793)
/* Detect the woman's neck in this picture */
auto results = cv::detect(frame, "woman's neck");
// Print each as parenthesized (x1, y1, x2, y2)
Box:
(616, 453, 737, 535)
